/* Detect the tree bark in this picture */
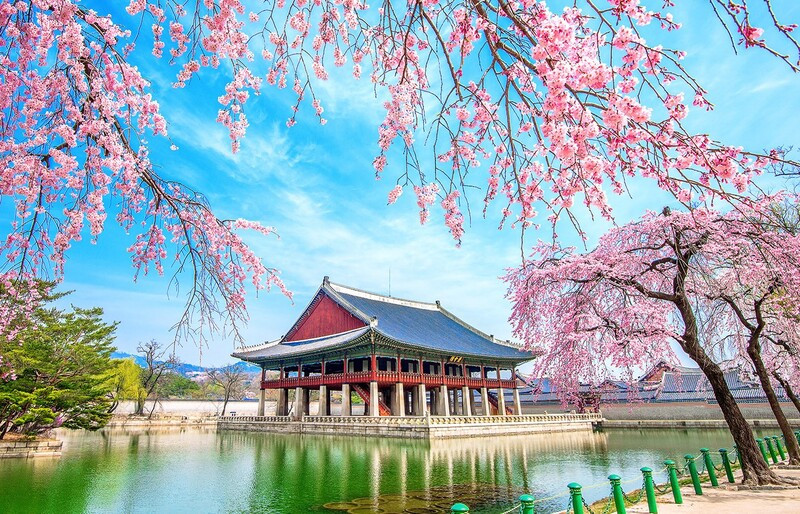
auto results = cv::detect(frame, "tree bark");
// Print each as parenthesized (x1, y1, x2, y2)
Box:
(669, 244, 780, 485)
(684, 343, 779, 483)
(773, 371, 800, 416)
(749, 344, 800, 464)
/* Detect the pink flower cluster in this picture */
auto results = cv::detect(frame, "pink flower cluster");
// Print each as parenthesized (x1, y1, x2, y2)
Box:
(0, 0, 288, 346)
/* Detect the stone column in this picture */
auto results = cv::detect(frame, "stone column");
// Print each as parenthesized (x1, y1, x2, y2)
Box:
(369, 381, 380, 416)
(439, 385, 450, 416)
(469, 388, 477, 416)
(293, 386, 304, 420)
(481, 386, 490, 416)
(461, 386, 472, 416)
(418, 383, 427, 416)
(394, 382, 405, 416)
(513, 388, 522, 415)
(302, 388, 310, 415)
(341, 384, 351, 416)
(257, 388, 266, 416)
(319, 385, 329, 415)
(276, 388, 287, 416)
(497, 387, 506, 416)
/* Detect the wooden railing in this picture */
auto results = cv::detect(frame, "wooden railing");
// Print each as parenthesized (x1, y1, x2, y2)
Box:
(262, 371, 516, 390)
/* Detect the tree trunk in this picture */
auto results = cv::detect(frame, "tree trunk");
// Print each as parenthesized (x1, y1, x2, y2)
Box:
(221, 395, 229, 417)
(773, 371, 800, 416)
(749, 346, 800, 464)
(689, 353, 778, 483)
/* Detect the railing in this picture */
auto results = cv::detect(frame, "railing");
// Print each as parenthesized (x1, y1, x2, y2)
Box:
(261, 371, 516, 390)
(218, 413, 602, 425)
(449, 430, 800, 514)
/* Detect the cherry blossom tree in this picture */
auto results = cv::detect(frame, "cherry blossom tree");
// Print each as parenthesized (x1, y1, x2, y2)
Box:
(2, 1, 799, 344)
(504, 203, 800, 484)
(0, 1, 291, 345)
(695, 204, 800, 464)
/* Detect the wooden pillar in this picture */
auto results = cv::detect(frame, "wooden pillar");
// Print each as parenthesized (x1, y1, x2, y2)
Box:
(461, 385, 472, 416)
(394, 382, 405, 416)
(341, 383, 351, 416)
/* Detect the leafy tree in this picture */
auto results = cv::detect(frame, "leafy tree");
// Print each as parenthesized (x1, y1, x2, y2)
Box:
(157, 373, 201, 399)
(105, 358, 144, 413)
(0, 303, 119, 438)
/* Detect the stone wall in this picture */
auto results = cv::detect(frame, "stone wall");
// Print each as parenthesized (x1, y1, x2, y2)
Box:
(218, 413, 601, 439)
(524, 401, 799, 420)
(0, 438, 62, 458)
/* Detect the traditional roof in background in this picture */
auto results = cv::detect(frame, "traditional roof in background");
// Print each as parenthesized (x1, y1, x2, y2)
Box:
(518, 362, 788, 406)
(233, 277, 533, 365)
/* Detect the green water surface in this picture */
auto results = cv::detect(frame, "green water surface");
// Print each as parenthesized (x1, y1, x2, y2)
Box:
(0, 427, 760, 513)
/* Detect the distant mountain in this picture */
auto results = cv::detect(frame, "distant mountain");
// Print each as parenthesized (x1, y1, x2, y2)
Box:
(111, 351, 260, 375)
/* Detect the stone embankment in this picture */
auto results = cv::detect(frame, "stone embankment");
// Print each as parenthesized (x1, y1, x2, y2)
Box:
(107, 414, 217, 428)
(0, 437, 62, 458)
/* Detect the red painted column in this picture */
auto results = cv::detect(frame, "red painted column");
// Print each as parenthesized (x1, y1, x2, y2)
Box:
(371, 352, 377, 381)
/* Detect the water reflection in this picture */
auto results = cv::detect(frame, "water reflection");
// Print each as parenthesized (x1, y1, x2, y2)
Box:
(0, 427, 756, 514)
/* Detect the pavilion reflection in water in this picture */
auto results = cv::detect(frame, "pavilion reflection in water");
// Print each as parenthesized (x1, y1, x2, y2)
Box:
(228, 430, 611, 513)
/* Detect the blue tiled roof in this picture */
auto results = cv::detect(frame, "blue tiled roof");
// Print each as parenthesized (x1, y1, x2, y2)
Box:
(233, 327, 370, 362)
(329, 282, 531, 361)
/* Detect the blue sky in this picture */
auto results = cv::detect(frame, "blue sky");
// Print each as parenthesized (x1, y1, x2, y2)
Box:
(55, 1, 800, 367)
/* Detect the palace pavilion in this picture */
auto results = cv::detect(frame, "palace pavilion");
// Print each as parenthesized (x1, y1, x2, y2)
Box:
(233, 277, 534, 419)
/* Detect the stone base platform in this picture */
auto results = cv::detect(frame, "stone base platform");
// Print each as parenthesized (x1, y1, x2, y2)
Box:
(0, 437, 62, 458)
(218, 413, 603, 439)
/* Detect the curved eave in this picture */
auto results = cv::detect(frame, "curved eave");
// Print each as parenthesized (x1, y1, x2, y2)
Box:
(372, 331, 534, 364)
(232, 327, 372, 365)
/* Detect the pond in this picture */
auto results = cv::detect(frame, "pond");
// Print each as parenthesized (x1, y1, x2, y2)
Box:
(0, 427, 760, 513)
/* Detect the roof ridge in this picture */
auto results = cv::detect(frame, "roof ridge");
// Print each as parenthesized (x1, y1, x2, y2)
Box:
(327, 280, 439, 311)
(321, 282, 376, 323)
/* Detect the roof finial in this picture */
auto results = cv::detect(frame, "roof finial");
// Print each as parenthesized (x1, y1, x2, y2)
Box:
(323, 275, 330, 285)
(435, 300, 441, 308)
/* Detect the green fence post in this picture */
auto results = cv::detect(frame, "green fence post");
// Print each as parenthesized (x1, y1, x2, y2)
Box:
(765, 436, 778, 463)
(520, 494, 535, 514)
(685, 454, 703, 495)
(451, 503, 469, 513)
(719, 449, 735, 483)
(700, 448, 718, 487)
(663, 460, 683, 504)
(641, 467, 658, 513)
(569, 483, 585, 514)
(773, 436, 786, 461)
(608, 475, 626, 514)
(756, 438, 769, 463)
